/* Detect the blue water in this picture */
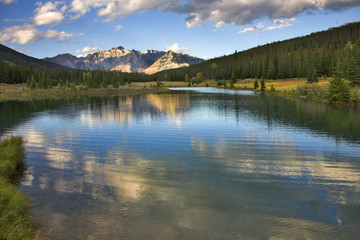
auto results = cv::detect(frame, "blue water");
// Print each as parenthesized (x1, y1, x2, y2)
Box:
(1, 88, 359, 239)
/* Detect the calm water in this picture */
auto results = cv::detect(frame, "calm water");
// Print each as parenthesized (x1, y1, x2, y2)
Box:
(1, 88, 360, 239)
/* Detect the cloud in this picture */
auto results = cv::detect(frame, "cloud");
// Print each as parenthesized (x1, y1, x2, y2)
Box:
(69, 0, 170, 21)
(64, 0, 360, 27)
(0, 0, 16, 4)
(0, 24, 78, 44)
(172, 0, 360, 28)
(238, 23, 265, 34)
(75, 46, 99, 56)
(266, 18, 296, 30)
(34, 1, 67, 26)
(114, 24, 122, 31)
(3, 18, 28, 23)
(215, 21, 226, 28)
(166, 43, 190, 53)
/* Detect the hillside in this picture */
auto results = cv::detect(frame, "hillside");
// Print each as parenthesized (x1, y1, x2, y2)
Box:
(155, 22, 360, 84)
(0, 44, 68, 70)
(45, 46, 203, 74)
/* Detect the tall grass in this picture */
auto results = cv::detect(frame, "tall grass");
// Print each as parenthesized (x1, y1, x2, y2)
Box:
(0, 136, 43, 240)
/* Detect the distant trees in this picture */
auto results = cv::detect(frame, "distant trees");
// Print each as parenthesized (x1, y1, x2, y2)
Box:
(327, 65, 350, 102)
(254, 79, 259, 90)
(154, 22, 360, 84)
(260, 78, 266, 91)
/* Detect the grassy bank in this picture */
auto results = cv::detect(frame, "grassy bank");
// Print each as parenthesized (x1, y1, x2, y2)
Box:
(0, 136, 43, 240)
(0, 83, 168, 101)
(232, 78, 360, 108)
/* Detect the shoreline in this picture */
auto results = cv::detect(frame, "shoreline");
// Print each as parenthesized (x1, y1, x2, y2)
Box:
(0, 84, 168, 101)
(1, 80, 359, 109)
(0, 136, 43, 240)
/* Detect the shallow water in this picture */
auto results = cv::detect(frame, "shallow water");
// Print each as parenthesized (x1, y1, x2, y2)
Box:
(1, 88, 360, 239)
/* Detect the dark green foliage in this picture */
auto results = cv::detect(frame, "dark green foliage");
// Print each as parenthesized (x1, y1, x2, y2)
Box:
(229, 81, 234, 89)
(328, 66, 351, 102)
(307, 65, 318, 83)
(254, 79, 259, 89)
(260, 78, 266, 91)
(29, 75, 36, 89)
(153, 22, 360, 82)
(344, 57, 360, 86)
(185, 73, 190, 82)
(230, 72, 236, 83)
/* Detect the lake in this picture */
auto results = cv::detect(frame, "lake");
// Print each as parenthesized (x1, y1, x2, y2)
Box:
(1, 88, 360, 239)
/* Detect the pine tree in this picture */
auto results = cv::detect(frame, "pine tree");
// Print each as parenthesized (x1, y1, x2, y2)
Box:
(260, 78, 266, 91)
(29, 75, 36, 89)
(254, 78, 259, 89)
(267, 60, 276, 79)
(345, 57, 360, 86)
(185, 73, 190, 82)
(328, 65, 350, 102)
(230, 72, 236, 83)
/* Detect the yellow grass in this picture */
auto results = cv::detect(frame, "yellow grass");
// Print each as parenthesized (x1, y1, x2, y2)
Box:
(0, 83, 26, 92)
(234, 78, 330, 91)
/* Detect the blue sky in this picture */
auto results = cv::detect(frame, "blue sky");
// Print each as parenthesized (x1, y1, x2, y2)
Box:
(0, 0, 360, 60)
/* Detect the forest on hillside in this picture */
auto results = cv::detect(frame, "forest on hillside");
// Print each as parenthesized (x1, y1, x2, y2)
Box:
(155, 21, 360, 86)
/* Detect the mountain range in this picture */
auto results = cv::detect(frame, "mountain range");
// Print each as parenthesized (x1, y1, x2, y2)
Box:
(44, 46, 204, 74)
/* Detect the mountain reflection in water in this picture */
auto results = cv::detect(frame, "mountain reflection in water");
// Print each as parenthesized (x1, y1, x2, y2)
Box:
(1, 88, 359, 239)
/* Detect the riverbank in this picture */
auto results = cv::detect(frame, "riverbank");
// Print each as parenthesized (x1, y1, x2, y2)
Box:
(0, 136, 43, 240)
(1, 79, 359, 108)
(0, 83, 168, 101)
(232, 78, 360, 108)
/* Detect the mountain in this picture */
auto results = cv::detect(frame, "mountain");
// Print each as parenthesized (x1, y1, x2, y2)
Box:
(144, 50, 201, 74)
(44, 46, 203, 74)
(0, 44, 68, 70)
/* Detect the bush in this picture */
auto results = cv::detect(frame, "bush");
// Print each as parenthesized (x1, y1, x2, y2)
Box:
(296, 84, 327, 98)
(350, 88, 360, 104)
(327, 76, 350, 102)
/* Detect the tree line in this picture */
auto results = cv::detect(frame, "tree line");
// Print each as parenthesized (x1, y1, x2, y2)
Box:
(154, 21, 360, 86)
(0, 58, 160, 89)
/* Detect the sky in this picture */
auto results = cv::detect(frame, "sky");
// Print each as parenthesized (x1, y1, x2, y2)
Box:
(0, 0, 360, 60)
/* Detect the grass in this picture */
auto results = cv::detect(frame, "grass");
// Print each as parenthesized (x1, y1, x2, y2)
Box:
(0, 136, 43, 240)
(234, 78, 330, 91)
(0, 83, 167, 101)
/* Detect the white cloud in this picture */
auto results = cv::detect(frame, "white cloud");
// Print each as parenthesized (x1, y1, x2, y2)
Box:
(172, 0, 360, 28)
(34, 1, 67, 26)
(69, 0, 170, 21)
(114, 24, 122, 31)
(238, 23, 265, 34)
(166, 43, 190, 53)
(64, 0, 360, 27)
(266, 18, 296, 30)
(0, 24, 78, 44)
(215, 21, 226, 28)
(75, 46, 98, 56)
(0, 0, 16, 4)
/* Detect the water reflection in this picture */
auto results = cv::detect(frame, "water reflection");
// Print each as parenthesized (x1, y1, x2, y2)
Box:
(1, 90, 359, 239)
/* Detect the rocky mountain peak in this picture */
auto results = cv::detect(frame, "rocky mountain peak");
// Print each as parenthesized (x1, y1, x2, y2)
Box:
(111, 46, 125, 50)
(44, 45, 204, 74)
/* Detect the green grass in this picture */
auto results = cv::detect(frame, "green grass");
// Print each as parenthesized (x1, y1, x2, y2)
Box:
(0, 136, 43, 240)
